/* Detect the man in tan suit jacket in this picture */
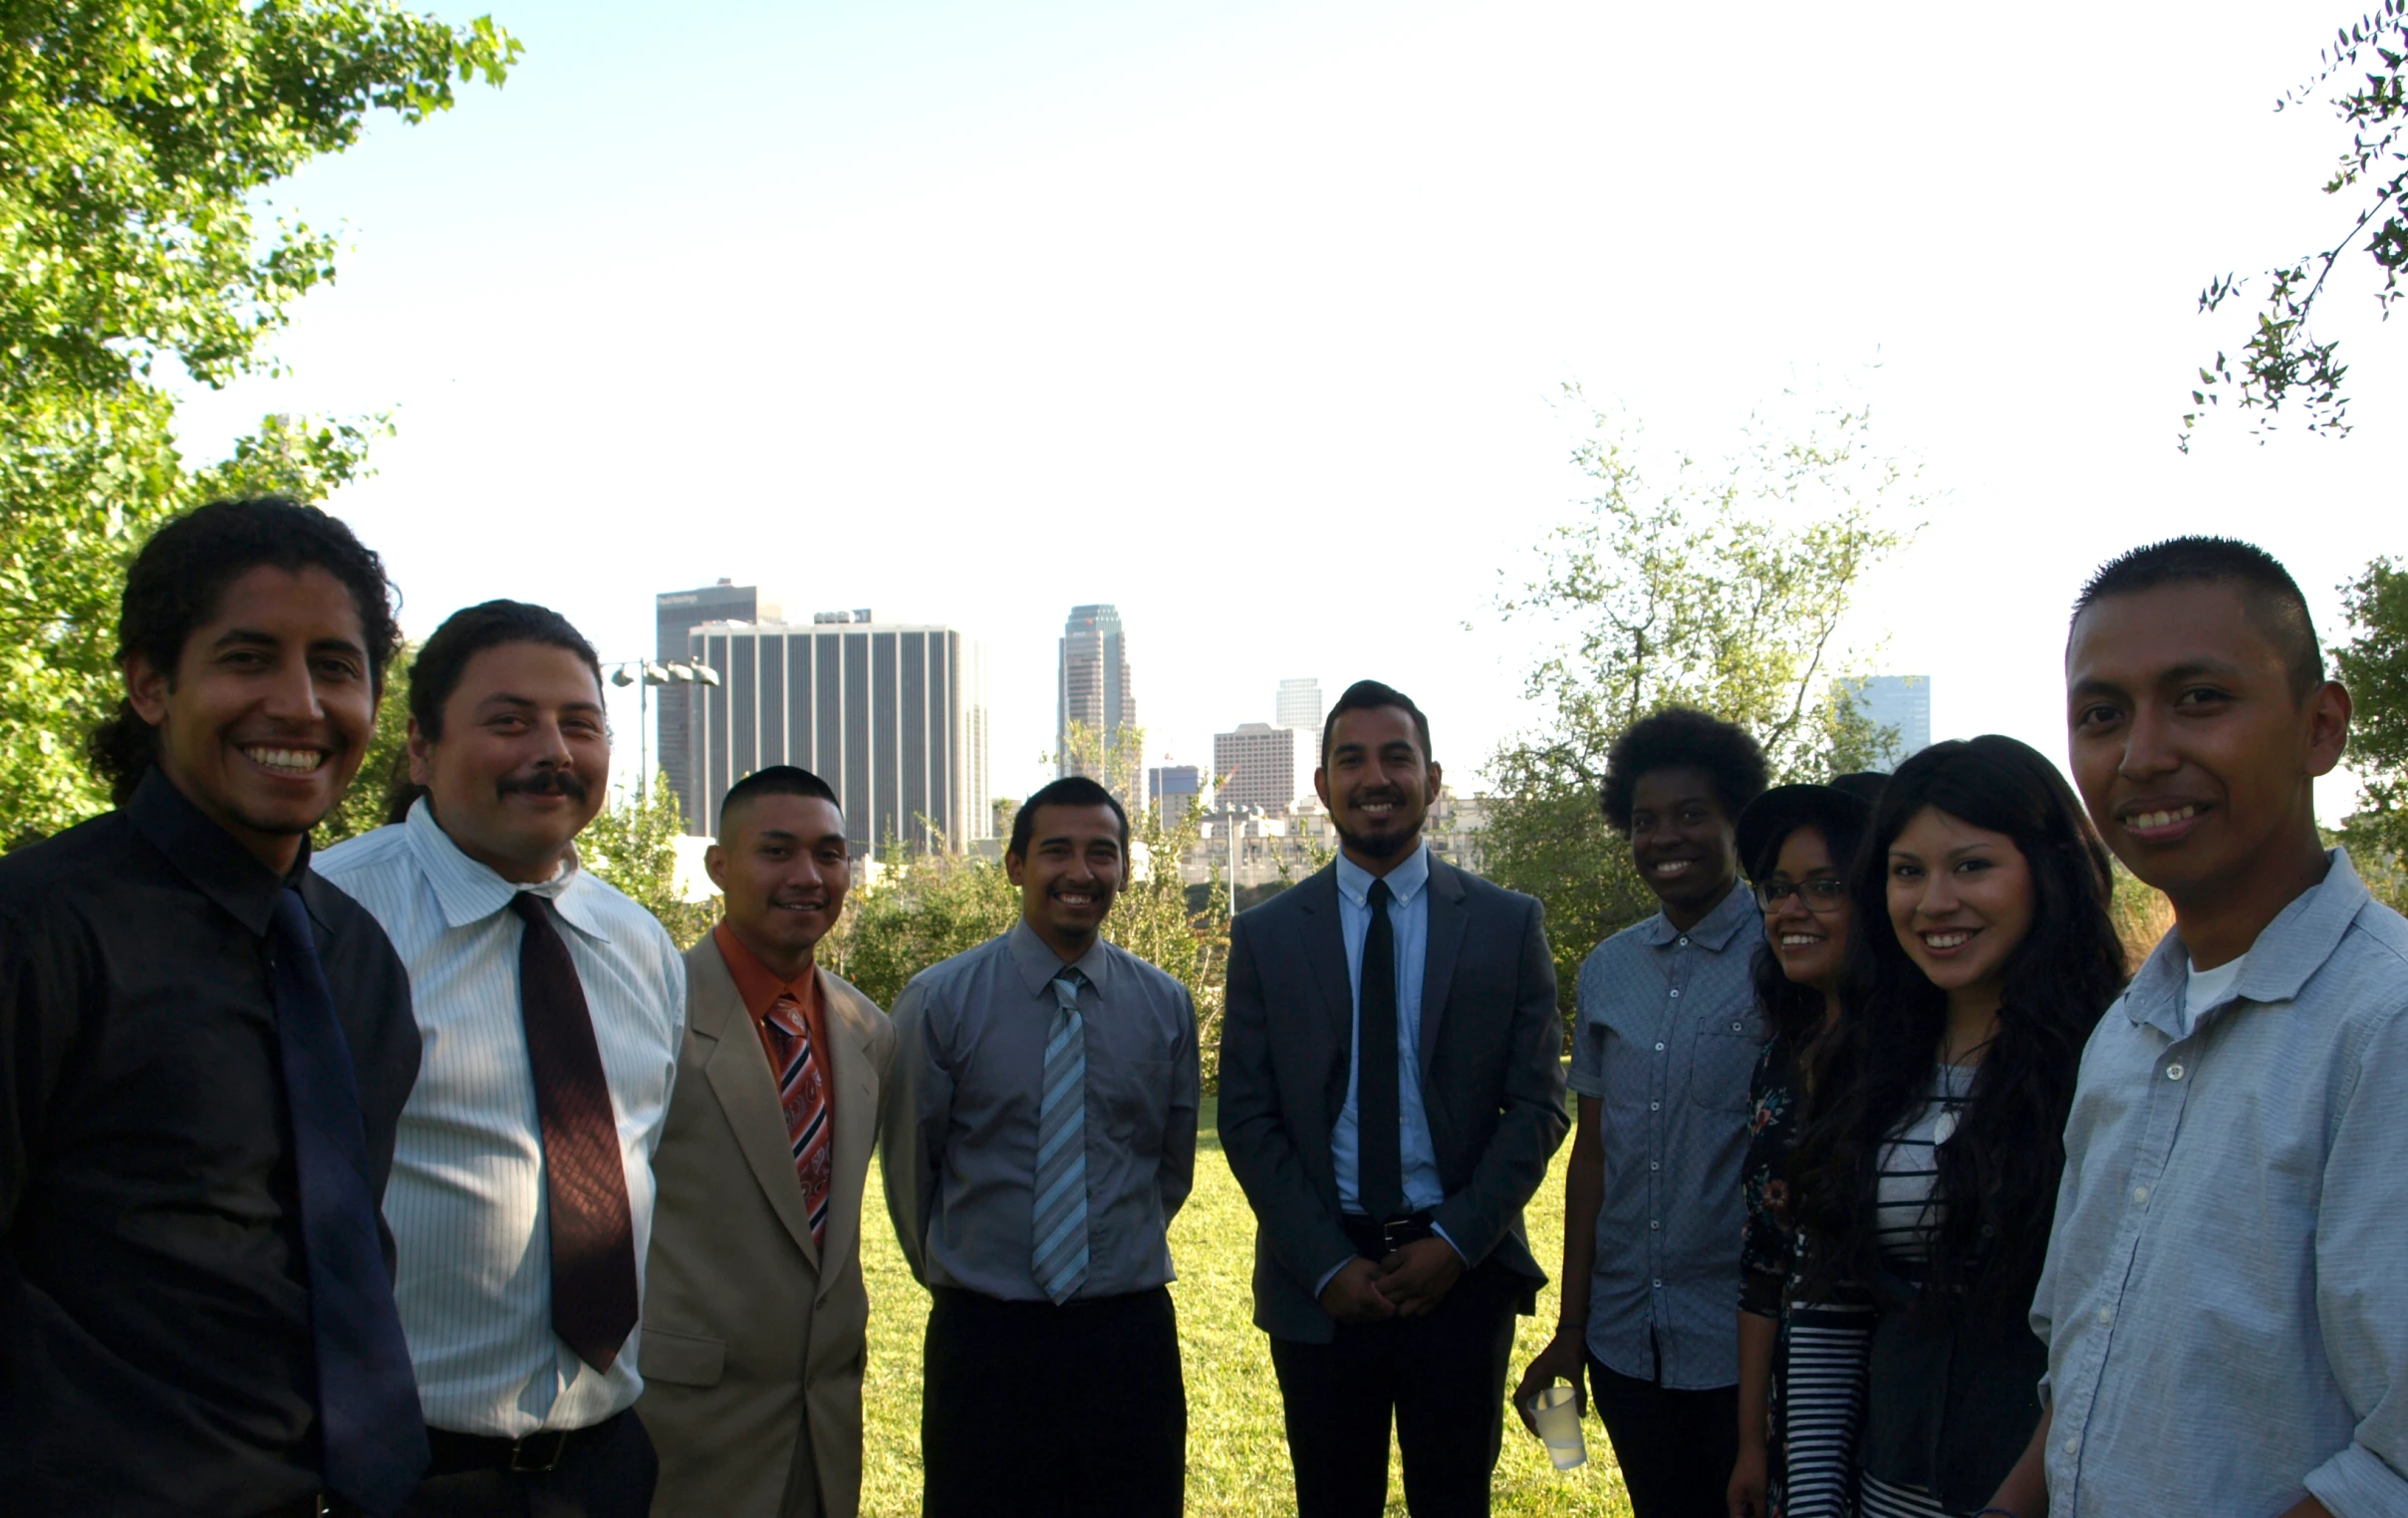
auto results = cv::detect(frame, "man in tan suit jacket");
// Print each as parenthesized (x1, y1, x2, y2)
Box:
(641, 767, 897, 1518)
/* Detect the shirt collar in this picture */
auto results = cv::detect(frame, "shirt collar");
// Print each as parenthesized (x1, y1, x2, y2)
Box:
(2125, 848, 2369, 1036)
(1333, 840, 1431, 909)
(402, 796, 612, 942)
(711, 919, 815, 1022)
(1007, 917, 1114, 999)
(1638, 878, 1755, 950)
(126, 766, 306, 936)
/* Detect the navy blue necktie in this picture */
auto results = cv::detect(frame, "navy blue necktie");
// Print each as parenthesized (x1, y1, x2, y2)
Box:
(1358, 878, 1404, 1222)
(268, 887, 428, 1516)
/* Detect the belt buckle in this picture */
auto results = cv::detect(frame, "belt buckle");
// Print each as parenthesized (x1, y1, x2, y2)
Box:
(508, 1429, 571, 1473)
(1380, 1217, 1416, 1255)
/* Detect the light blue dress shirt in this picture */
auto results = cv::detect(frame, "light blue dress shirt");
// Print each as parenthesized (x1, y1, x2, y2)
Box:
(318, 801, 686, 1437)
(2033, 850, 2408, 1517)
(1325, 843, 1463, 1286)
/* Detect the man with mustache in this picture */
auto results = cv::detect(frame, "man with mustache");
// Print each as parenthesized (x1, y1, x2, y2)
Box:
(1219, 679, 1569, 1516)
(640, 766, 896, 1518)
(880, 775, 1201, 1518)
(320, 601, 687, 1518)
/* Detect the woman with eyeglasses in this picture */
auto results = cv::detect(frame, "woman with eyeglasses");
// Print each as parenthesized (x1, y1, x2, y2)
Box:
(1789, 737, 2126, 1517)
(1725, 773, 1885, 1518)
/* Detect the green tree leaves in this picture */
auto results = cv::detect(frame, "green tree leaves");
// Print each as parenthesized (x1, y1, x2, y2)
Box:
(0, 0, 516, 843)
(1483, 394, 1924, 1008)
(2337, 556, 2408, 908)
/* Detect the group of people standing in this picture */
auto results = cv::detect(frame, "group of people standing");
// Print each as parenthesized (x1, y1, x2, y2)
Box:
(0, 496, 2398, 1518)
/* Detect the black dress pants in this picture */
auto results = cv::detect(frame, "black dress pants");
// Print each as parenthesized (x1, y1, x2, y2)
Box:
(923, 1285, 1186, 1518)
(1267, 1259, 1521, 1518)
(397, 1409, 657, 1518)
(1587, 1356, 1739, 1518)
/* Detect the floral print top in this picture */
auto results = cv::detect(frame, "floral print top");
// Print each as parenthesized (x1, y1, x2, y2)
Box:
(1739, 1031, 1805, 1318)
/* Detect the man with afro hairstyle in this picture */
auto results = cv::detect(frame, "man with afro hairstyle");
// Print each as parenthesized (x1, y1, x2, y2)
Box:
(1514, 707, 1769, 1518)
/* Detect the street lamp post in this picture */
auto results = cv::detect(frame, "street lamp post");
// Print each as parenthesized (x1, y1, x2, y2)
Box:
(605, 657, 719, 807)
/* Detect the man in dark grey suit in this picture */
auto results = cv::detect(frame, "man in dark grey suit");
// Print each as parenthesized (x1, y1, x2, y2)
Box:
(1218, 679, 1570, 1517)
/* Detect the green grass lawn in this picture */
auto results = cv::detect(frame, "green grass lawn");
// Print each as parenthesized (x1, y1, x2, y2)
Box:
(857, 1100, 1635, 1517)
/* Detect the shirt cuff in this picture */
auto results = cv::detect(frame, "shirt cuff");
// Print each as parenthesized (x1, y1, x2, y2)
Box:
(1313, 1253, 1357, 1300)
(1432, 1221, 1468, 1266)
(1565, 1071, 1604, 1099)
(2304, 1438, 2408, 1517)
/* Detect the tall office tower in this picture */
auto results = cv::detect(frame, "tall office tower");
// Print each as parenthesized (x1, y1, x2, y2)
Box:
(1057, 603, 1136, 779)
(684, 610, 990, 851)
(1213, 722, 1313, 814)
(1846, 674, 1934, 766)
(657, 581, 781, 829)
(1275, 677, 1323, 733)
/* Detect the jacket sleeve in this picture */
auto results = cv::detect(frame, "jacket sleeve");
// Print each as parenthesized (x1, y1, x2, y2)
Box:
(876, 977, 946, 1287)
(1215, 911, 1356, 1296)
(1429, 891, 1570, 1267)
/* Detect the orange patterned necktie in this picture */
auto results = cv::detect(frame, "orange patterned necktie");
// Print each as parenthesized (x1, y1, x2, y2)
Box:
(763, 991, 832, 1249)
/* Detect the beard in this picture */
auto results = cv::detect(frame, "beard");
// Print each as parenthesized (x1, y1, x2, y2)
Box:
(1333, 812, 1424, 862)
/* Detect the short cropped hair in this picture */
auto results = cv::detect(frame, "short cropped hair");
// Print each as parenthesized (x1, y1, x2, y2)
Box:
(2073, 536, 2324, 696)
(1008, 775, 1129, 859)
(91, 497, 401, 806)
(718, 765, 840, 834)
(1320, 679, 1434, 767)
(1598, 706, 1770, 835)
(385, 600, 604, 823)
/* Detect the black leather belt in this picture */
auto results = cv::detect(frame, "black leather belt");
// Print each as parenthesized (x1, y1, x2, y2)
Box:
(260, 1498, 356, 1518)
(425, 1410, 623, 1475)
(1341, 1211, 1437, 1259)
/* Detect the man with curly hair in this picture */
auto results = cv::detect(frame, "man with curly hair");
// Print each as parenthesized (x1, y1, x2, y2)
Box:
(1515, 707, 1769, 1518)
(0, 498, 427, 1517)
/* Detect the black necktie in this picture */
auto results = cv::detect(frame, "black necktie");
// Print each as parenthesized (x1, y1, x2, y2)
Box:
(1358, 877, 1404, 1222)
(267, 887, 427, 1517)
(510, 892, 641, 1372)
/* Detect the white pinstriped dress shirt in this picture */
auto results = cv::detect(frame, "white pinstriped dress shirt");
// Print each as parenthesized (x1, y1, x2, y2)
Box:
(318, 801, 686, 1437)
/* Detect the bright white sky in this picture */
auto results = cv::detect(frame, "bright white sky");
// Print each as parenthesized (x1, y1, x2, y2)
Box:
(174, 0, 2398, 824)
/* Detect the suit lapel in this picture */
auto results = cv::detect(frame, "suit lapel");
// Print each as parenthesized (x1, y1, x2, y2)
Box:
(691, 943, 821, 1267)
(1294, 866, 1354, 1052)
(813, 967, 880, 1304)
(1420, 855, 1470, 1078)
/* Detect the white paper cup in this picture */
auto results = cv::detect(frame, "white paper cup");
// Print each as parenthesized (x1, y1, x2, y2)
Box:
(1527, 1383, 1586, 1470)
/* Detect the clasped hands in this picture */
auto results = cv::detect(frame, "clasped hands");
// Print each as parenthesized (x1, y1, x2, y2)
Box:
(1318, 1237, 1465, 1323)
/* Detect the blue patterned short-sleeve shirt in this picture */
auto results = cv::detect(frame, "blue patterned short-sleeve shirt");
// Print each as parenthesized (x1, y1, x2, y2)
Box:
(1567, 883, 1762, 1390)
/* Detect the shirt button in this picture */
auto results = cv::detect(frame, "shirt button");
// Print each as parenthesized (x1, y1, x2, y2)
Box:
(2097, 1305, 2114, 1327)
(2166, 1063, 2185, 1081)
(1669, 988, 1682, 998)
(2132, 1185, 2150, 1206)
(1678, 936, 1689, 946)
(1650, 1101, 1661, 1112)
(1655, 1041, 1667, 1052)
(2063, 1434, 2080, 1456)
(1650, 1219, 1660, 1229)
(1651, 1161, 1661, 1171)
(1653, 1279, 1664, 1289)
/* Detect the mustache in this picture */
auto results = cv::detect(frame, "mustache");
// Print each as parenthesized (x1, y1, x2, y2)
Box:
(498, 768, 590, 802)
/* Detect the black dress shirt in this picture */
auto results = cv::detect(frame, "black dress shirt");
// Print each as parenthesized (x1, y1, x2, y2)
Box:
(0, 769, 422, 1517)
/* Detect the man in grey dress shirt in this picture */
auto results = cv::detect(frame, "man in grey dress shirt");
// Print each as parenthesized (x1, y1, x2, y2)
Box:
(1513, 706, 1768, 1518)
(880, 775, 1201, 1518)
(1983, 537, 2408, 1518)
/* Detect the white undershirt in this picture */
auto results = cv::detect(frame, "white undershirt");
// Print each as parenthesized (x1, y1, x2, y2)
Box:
(2179, 951, 2249, 1037)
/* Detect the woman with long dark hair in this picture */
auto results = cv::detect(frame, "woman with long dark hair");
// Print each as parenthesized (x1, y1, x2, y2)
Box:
(1726, 773, 1883, 1518)
(1789, 736, 2125, 1517)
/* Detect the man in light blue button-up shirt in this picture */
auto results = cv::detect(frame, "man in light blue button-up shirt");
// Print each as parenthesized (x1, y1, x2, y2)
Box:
(1985, 538, 2408, 1518)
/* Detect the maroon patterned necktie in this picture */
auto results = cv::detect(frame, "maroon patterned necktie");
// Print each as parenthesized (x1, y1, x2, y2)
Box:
(762, 991, 833, 1250)
(510, 892, 640, 1372)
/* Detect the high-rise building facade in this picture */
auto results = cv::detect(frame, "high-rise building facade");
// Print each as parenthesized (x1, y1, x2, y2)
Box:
(1148, 765, 1204, 823)
(682, 610, 989, 850)
(1847, 674, 1933, 766)
(1213, 722, 1313, 814)
(657, 582, 780, 820)
(1275, 677, 1323, 733)
(1057, 604, 1136, 778)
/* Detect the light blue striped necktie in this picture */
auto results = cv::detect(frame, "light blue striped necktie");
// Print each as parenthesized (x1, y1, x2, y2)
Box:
(1033, 965, 1091, 1305)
